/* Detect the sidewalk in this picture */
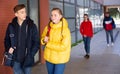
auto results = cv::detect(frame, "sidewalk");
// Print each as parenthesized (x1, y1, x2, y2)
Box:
(32, 28, 120, 74)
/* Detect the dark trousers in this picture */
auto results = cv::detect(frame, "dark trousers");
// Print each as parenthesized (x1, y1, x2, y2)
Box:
(105, 30, 114, 44)
(83, 37, 91, 54)
(46, 61, 65, 74)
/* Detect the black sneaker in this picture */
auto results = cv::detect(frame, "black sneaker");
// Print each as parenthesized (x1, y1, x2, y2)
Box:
(84, 54, 90, 59)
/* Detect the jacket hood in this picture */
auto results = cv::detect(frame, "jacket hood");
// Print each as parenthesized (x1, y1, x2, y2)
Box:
(50, 18, 68, 29)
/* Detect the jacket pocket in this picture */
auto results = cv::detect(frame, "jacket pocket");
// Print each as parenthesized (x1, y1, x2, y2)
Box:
(23, 55, 34, 67)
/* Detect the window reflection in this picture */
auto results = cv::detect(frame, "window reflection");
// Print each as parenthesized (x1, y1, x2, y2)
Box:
(49, 0, 103, 43)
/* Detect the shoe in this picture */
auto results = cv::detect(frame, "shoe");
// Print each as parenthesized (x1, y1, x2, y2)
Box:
(111, 43, 114, 46)
(84, 54, 90, 59)
(107, 44, 110, 47)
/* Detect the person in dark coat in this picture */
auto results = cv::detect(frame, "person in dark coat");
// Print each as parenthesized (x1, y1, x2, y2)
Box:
(103, 12, 115, 46)
(4, 4, 40, 74)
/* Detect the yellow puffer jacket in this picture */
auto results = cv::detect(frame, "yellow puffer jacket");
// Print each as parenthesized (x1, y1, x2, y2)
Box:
(41, 18, 71, 64)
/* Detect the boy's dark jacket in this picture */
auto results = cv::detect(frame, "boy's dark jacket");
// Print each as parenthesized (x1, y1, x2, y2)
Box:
(103, 16, 115, 30)
(4, 16, 40, 67)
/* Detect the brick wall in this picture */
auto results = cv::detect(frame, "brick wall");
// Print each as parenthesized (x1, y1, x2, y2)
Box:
(0, 0, 18, 74)
(40, 0, 49, 64)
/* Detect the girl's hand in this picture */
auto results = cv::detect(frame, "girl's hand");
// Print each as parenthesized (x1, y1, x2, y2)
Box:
(9, 47, 14, 54)
(44, 36, 49, 43)
(83, 35, 87, 37)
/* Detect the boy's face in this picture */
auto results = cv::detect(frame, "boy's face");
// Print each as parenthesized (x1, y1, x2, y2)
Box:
(15, 8, 27, 21)
(105, 13, 109, 17)
(51, 10, 62, 24)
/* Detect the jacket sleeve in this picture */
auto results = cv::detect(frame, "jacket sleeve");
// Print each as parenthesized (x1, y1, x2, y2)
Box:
(112, 18, 115, 25)
(31, 24, 40, 57)
(80, 23, 83, 36)
(46, 28, 71, 52)
(103, 18, 106, 29)
(4, 24, 11, 52)
(90, 22, 94, 37)
(41, 26, 48, 45)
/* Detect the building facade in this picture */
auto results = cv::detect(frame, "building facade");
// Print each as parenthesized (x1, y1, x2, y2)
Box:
(0, 0, 103, 73)
(49, 0, 103, 43)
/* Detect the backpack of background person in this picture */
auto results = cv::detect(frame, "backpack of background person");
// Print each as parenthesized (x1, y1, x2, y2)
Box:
(112, 23, 116, 29)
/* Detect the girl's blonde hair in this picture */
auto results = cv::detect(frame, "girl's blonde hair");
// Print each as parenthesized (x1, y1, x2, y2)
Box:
(51, 8, 63, 16)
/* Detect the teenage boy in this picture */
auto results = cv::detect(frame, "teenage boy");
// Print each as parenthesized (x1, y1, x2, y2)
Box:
(4, 4, 40, 74)
(103, 12, 115, 46)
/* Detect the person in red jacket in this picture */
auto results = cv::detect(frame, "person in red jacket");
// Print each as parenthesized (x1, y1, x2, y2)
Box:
(80, 14, 93, 59)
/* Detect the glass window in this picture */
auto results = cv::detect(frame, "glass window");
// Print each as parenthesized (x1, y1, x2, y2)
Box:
(84, 0, 90, 7)
(90, 0, 95, 9)
(77, 0, 84, 6)
(77, 7, 84, 18)
(29, 0, 39, 28)
(49, 0, 103, 43)
(64, 3, 75, 17)
(70, 0, 75, 3)
(89, 9, 95, 18)
(64, 0, 70, 2)
(67, 19, 75, 32)
(84, 8, 89, 14)
(94, 2, 98, 9)
(76, 18, 80, 29)
(49, 1, 63, 15)
(80, 18, 84, 23)
(98, 4, 101, 9)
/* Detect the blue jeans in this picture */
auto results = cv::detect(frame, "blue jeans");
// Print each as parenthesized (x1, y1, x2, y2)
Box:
(13, 61, 31, 74)
(106, 30, 114, 44)
(46, 61, 65, 74)
(83, 37, 91, 54)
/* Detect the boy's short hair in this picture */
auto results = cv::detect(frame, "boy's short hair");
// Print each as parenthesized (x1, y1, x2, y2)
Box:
(13, 4, 26, 13)
(105, 12, 110, 14)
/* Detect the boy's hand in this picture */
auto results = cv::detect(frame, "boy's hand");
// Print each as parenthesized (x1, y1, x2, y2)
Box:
(9, 47, 14, 54)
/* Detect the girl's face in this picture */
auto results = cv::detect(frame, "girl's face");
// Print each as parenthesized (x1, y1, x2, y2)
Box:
(84, 15, 88, 21)
(51, 10, 62, 24)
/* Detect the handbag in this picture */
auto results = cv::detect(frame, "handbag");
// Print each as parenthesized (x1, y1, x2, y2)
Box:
(112, 23, 116, 29)
(2, 52, 14, 67)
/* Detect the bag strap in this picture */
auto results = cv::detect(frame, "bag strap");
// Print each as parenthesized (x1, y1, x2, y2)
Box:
(46, 21, 51, 37)
(47, 18, 63, 39)
(1, 56, 5, 65)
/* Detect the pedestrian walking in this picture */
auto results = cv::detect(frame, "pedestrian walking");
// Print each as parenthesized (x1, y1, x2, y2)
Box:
(41, 8, 71, 74)
(103, 12, 116, 46)
(80, 14, 93, 59)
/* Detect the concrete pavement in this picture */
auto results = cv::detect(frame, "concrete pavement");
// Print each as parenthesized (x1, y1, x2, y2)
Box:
(32, 28, 120, 74)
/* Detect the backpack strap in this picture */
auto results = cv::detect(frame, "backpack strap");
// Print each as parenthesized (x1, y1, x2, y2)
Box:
(46, 21, 51, 37)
